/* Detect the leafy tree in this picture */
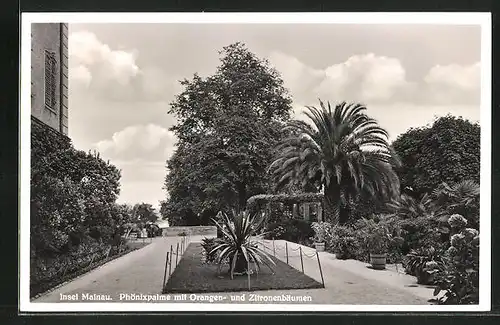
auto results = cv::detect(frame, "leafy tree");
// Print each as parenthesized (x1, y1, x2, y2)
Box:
(269, 101, 400, 224)
(164, 42, 293, 225)
(392, 115, 480, 197)
(132, 203, 159, 225)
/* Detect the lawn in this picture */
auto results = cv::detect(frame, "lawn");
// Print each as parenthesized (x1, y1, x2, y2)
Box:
(163, 242, 323, 294)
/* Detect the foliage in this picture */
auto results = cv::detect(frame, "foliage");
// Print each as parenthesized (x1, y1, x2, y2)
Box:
(387, 193, 433, 219)
(269, 101, 401, 225)
(355, 216, 404, 255)
(200, 237, 222, 264)
(327, 225, 359, 260)
(31, 122, 122, 256)
(30, 120, 127, 295)
(311, 222, 333, 243)
(247, 193, 324, 210)
(397, 215, 444, 255)
(211, 210, 276, 278)
(430, 181, 480, 230)
(164, 42, 293, 226)
(404, 246, 443, 284)
(30, 237, 131, 297)
(132, 203, 159, 226)
(392, 115, 480, 197)
(432, 217, 479, 304)
(264, 218, 314, 246)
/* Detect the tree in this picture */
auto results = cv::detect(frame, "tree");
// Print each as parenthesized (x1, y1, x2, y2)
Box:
(132, 203, 159, 225)
(269, 101, 401, 225)
(392, 115, 480, 197)
(164, 42, 293, 225)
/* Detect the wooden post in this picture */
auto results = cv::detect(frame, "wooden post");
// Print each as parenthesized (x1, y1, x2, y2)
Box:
(285, 242, 289, 264)
(316, 251, 325, 288)
(169, 245, 173, 276)
(273, 240, 276, 257)
(175, 242, 180, 265)
(162, 252, 170, 291)
(299, 247, 304, 273)
(247, 260, 251, 290)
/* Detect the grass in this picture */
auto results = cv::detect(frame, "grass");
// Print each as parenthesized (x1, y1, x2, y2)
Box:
(163, 243, 323, 294)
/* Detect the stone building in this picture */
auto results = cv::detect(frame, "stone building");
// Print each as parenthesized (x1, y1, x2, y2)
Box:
(31, 23, 69, 135)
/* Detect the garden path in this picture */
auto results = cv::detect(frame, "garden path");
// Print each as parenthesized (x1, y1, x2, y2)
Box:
(32, 236, 186, 303)
(32, 237, 436, 305)
(166, 238, 435, 305)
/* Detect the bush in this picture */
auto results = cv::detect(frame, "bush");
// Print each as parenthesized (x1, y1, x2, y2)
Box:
(310, 221, 332, 243)
(326, 225, 359, 260)
(355, 216, 403, 257)
(264, 218, 314, 246)
(432, 216, 479, 304)
(200, 237, 221, 264)
(397, 215, 444, 255)
(30, 119, 125, 296)
(403, 246, 443, 284)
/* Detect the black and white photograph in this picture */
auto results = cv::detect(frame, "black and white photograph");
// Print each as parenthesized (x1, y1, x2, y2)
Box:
(20, 12, 491, 312)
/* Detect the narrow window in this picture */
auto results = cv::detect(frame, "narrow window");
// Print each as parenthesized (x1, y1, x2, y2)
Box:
(44, 50, 57, 111)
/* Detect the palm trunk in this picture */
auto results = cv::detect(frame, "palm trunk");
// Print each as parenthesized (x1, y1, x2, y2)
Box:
(323, 185, 340, 225)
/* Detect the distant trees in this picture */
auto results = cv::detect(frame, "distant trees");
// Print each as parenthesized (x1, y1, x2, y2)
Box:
(163, 42, 293, 226)
(392, 115, 480, 198)
(132, 202, 159, 225)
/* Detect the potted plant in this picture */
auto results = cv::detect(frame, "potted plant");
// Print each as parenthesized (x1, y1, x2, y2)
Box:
(311, 222, 330, 252)
(359, 217, 402, 270)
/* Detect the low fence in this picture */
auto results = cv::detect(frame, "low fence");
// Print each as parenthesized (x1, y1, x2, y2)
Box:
(161, 236, 325, 292)
(162, 226, 217, 238)
(162, 235, 191, 292)
(256, 239, 325, 288)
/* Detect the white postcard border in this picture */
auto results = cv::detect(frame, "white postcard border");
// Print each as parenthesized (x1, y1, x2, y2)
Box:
(19, 12, 492, 313)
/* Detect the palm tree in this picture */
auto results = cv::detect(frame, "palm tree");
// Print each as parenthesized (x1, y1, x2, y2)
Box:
(269, 100, 401, 224)
(387, 193, 433, 219)
(430, 180, 480, 228)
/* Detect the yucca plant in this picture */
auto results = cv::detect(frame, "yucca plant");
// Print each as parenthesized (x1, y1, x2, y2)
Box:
(211, 210, 276, 279)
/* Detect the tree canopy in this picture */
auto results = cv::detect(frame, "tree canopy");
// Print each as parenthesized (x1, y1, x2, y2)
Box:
(392, 115, 480, 197)
(163, 42, 293, 226)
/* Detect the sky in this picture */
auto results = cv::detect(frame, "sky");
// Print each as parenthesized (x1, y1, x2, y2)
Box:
(66, 23, 482, 211)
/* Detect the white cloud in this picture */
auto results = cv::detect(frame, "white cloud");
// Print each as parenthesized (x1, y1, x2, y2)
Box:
(68, 31, 182, 102)
(422, 62, 481, 105)
(95, 124, 176, 162)
(70, 64, 92, 86)
(69, 31, 139, 85)
(268, 51, 480, 106)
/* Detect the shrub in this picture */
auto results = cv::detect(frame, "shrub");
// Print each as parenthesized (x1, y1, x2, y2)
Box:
(403, 246, 443, 284)
(178, 231, 188, 237)
(311, 221, 333, 243)
(200, 237, 221, 264)
(432, 216, 479, 304)
(355, 216, 403, 256)
(327, 225, 359, 260)
(397, 215, 444, 255)
(264, 218, 314, 246)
